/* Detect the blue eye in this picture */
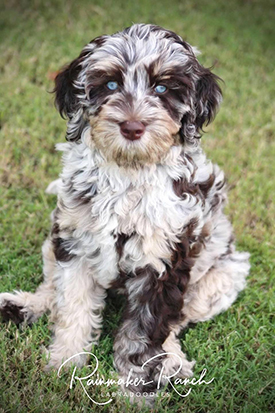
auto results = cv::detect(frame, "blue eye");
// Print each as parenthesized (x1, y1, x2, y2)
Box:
(106, 81, 118, 91)
(155, 85, 167, 94)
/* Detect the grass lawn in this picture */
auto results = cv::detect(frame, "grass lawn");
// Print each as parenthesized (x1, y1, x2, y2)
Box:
(0, 0, 274, 411)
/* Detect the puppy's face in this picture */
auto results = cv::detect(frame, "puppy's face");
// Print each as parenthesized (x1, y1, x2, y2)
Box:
(55, 24, 222, 167)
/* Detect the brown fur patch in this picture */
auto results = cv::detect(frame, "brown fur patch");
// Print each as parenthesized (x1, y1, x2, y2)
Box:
(51, 236, 76, 262)
(173, 171, 216, 204)
(51, 220, 76, 262)
(115, 227, 200, 351)
(0, 302, 25, 325)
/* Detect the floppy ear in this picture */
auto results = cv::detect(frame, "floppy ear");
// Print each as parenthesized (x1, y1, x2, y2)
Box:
(54, 57, 83, 120)
(179, 60, 222, 143)
(53, 51, 90, 142)
(194, 67, 222, 133)
(53, 37, 107, 141)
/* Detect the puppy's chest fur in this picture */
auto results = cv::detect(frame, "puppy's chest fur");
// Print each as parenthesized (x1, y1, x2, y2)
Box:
(55, 139, 220, 279)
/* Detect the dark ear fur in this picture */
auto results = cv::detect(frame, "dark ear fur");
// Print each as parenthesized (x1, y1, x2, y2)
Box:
(53, 39, 106, 141)
(54, 56, 84, 120)
(194, 66, 222, 133)
(53, 48, 96, 141)
(53, 37, 106, 120)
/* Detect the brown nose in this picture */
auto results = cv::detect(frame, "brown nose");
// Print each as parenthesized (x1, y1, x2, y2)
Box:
(120, 121, 145, 141)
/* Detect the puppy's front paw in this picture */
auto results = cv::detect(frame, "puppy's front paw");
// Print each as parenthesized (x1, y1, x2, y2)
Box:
(43, 345, 89, 372)
(0, 292, 34, 325)
(0, 292, 39, 325)
(156, 352, 195, 386)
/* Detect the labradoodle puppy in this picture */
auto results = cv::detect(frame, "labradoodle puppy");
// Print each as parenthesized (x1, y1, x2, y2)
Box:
(0, 23, 250, 401)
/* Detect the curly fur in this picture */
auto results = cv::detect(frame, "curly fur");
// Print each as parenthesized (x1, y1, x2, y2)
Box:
(0, 24, 250, 404)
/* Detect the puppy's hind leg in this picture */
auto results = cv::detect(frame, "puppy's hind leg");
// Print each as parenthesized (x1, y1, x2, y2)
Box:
(0, 238, 56, 325)
(182, 250, 250, 327)
(159, 250, 250, 385)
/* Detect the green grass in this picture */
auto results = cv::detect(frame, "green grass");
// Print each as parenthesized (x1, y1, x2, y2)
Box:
(0, 0, 274, 411)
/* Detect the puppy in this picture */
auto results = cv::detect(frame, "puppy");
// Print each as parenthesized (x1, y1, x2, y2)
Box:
(0, 23, 250, 402)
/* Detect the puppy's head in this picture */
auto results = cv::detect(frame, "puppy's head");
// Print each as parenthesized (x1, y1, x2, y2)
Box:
(54, 24, 222, 167)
